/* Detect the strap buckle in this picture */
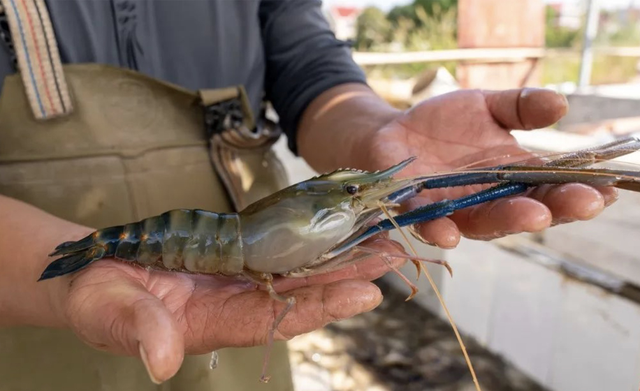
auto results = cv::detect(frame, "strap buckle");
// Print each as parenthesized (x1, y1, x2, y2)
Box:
(200, 86, 282, 149)
(204, 98, 245, 139)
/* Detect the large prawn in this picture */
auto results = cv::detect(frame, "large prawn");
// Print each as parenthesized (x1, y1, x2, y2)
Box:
(39, 136, 640, 387)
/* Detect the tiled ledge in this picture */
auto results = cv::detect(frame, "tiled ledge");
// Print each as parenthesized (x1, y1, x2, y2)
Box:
(384, 232, 640, 391)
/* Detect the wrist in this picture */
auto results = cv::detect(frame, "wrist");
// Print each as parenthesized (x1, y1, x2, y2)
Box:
(298, 83, 403, 172)
(34, 226, 94, 329)
(0, 197, 93, 329)
(344, 104, 403, 171)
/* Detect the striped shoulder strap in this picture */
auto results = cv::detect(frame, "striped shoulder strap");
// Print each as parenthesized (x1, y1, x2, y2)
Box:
(0, 0, 72, 119)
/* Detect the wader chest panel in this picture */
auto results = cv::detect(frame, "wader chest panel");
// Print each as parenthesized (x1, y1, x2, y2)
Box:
(0, 1, 293, 388)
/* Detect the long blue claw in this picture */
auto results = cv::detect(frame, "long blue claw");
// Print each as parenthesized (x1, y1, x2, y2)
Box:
(350, 182, 529, 248)
(387, 171, 507, 205)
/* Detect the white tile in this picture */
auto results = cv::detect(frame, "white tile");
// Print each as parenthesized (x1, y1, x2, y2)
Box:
(486, 249, 563, 385)
(437, 239, 501, 346)
(542, 192, 640, 287)
(549, 281, 640, 391)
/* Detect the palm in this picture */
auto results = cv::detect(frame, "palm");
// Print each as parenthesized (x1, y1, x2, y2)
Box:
(362, 89, 616, 247)
(59, 239, 404, 381)
(371, 91, 526, 187)
(65, 261, 262, 355)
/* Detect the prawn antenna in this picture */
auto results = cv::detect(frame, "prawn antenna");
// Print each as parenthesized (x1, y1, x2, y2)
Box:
(377, 201, 482, 391)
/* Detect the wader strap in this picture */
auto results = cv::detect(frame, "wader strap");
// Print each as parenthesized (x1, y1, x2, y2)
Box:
(0, 0, 73, 120)
(199, 86, 287, 211)
(0, 5, 17, 69)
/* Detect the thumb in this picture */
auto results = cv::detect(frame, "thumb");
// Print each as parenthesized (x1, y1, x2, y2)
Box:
(131, 296, 185, 384)
(483, 88, 569, 130)
(67, 281, 185, 384)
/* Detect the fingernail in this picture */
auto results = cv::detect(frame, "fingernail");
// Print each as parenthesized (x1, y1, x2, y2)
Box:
(603, 189, 619, 207)
(519, 87, 540, 97)
(389, 239, 408, 252)
(139, 344, 162, 385)
(360, 283, 383, 312)
(555, 90, 568, 101)
(556, 91, 569, 113)
(345, 281, 383, 312)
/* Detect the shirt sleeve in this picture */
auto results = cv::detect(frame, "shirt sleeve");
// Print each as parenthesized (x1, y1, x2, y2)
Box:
(259, 0, 368, 154)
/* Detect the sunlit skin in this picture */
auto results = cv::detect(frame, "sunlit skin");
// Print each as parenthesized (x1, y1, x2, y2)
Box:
(300, 85, 616, 248)
(0, 195, 403, 383)
(0, 85, 616, 384)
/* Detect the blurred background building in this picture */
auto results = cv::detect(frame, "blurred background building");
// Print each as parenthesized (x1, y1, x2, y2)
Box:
(325, 6, 362, 40)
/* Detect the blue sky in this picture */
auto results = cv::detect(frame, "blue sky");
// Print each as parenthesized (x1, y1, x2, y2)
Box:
(322, 0, 640, 11)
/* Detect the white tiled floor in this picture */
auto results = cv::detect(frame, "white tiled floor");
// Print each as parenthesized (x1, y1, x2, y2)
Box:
(431, 239, 500, 346)
(485, 246, 563, 385)
(549, 282, 640, 391)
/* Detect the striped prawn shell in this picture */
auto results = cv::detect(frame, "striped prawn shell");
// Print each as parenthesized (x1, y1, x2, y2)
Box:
(52, 209, 246, 276)
(113, 209, 244, 275)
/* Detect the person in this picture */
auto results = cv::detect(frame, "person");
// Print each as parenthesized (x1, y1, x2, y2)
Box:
(0, 1, 615, 390)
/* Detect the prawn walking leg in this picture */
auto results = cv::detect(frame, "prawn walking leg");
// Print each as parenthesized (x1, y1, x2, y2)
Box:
(352, 245, 453, 300)
(241, 271, 296, 383)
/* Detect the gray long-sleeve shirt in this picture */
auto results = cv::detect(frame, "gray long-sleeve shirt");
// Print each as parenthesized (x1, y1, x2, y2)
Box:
(0, 0, 367, 153)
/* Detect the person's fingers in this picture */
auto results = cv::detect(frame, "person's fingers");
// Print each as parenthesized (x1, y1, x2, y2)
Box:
(133, 298, 185, 384)
(448, 184, 612, 240)
(272, 238, 407, 292)
(450, 196, 552, 240)
(596, 185, 619, 206)
(411, 217, 461, 249)
(524, 183, 607, 224)
(189, 279, 382, 353)
(65, 275, 184, 384)
(483, 88, 568, 130)
(271, 280, 382, 340)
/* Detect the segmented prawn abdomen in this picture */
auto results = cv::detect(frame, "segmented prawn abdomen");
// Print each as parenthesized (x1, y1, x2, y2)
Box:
(183, 210, 220, 273)
(99, 226, 127, 255)
(215, 214, 243, 275)
(126, 209, 244, 275)
(114, 222, 142, 260)
(46, 209, 245, 277)
(136, 216, 165, 265)
(182, 211, 243, 275)
(161, 209, 193, 269)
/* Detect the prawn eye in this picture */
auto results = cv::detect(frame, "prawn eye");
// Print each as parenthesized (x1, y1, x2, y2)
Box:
(345, 185, 359, 195)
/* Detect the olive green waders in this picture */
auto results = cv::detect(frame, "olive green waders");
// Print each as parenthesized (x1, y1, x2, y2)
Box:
(0, 1, 293, 390)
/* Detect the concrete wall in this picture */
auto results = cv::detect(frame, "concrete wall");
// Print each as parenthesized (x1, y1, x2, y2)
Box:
(559, 93, 640, 128)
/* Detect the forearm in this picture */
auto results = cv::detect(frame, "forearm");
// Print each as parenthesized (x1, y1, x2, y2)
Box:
(0, 195, 91, 328)
(297, 83, 402, 173)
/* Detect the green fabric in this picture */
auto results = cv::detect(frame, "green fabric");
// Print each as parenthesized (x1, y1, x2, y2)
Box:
(0, 65, 293, 391)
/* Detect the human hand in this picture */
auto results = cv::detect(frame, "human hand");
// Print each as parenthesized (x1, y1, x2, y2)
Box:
(357, 88, 617, 248)
(51, 237, 404, 384)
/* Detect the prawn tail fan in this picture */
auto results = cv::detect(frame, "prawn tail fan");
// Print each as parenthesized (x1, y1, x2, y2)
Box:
(48, 234, 96, 257)
(39, 246, 107, 281)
